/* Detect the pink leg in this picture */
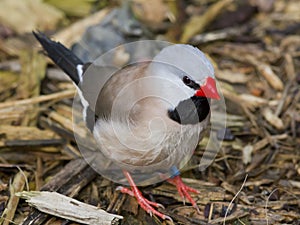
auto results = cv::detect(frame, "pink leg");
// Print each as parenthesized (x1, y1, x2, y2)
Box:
(167, 175, 200, 213)
(118, 171, 173, 221)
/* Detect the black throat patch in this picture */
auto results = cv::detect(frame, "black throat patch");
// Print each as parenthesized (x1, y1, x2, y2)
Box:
(168, 96, 210, 125)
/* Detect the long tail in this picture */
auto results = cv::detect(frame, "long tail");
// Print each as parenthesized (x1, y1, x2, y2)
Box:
(33, 31, 83, 85)
(33, 31, 97, 132)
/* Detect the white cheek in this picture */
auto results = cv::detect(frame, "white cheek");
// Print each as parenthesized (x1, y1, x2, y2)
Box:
(153, 75, 194, 109)
(146, 63, 195, 110)
(166, 82, 194, 108)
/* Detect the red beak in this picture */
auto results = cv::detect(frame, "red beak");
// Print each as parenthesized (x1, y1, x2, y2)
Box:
(195, 77, 220, 99)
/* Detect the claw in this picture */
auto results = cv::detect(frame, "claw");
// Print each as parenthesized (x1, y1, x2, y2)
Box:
(163, 215, 173, 222)
(149, 210, 153, 217)
(168, 175, 200, 214)
(116, 186, 124, 191)
(194, 203, 201, 214)
(121, 170, 172, 220)
(156, 203, 165, 209)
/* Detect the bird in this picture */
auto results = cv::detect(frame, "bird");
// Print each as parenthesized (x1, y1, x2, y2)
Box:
(33, 31, 220, 221)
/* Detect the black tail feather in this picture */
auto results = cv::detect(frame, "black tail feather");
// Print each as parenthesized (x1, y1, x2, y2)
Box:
(33, 31, 83, 85)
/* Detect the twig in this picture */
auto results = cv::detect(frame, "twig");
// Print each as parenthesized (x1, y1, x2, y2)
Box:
(0, 89, 75, 110)
(223, 174, 248, 225)
(1, 171, 29, 225)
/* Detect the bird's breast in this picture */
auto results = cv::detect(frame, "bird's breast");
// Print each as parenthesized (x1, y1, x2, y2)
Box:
(92, 111, 207, 172)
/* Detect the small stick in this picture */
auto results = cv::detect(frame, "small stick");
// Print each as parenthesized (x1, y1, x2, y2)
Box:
(1, 170, 29, 225)
(0, 89, 75, 110)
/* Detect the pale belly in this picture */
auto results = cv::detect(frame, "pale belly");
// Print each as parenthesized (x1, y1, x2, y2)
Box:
(92, 118, 206, 173)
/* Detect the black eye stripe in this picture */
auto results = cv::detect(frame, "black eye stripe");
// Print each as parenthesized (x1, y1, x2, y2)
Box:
(182, 76, 200, 90)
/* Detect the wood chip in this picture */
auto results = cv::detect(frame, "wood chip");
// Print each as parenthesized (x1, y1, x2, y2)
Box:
(262, 107, 284, 130)
(242, 144, 253, 165)
(16, 191, 123, 225)
(256, 63, 284, 91)
(1, 171, 29, 225)
(216, 69, 251, 84)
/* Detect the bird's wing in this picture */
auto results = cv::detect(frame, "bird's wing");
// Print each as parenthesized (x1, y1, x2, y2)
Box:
(90, 62, 150, 120)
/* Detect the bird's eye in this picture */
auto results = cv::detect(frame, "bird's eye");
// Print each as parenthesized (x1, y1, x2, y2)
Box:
(182, 76, 191, 85)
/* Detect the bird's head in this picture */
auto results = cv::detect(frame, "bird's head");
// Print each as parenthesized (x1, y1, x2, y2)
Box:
(148, 44, 220, 106)
(144, 44, 220, 124)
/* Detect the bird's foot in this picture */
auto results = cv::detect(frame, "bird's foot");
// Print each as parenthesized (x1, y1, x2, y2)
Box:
(118, 171, 172, 221)
(167, 175, 200, 214)
(117, 186, 172, 221)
